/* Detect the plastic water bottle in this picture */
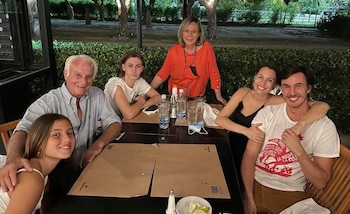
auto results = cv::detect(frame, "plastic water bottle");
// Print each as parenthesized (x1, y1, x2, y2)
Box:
(159, 94, 170, 129)
(176, 88, 186, 120)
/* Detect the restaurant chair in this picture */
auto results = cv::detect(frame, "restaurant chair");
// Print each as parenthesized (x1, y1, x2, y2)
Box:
(305, 143, 350, 214)
(0, 119, 20, 152)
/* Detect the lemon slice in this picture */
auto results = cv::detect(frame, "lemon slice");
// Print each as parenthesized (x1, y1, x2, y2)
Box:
(189, 202, 199, 212)
(193, 210, 206, 214)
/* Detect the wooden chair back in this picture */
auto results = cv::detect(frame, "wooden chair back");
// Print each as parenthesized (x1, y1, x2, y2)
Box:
(305, 144, 350, 214)
(0, 119, 20, 152)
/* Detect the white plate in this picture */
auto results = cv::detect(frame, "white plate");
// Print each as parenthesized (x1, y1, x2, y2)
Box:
(176, 196, 212, 214)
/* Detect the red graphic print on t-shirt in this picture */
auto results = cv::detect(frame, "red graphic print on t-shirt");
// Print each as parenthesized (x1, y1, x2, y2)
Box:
(256, 137, 299, 177)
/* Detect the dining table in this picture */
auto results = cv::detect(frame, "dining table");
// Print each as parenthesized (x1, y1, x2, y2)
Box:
(48, 112, 244, 214)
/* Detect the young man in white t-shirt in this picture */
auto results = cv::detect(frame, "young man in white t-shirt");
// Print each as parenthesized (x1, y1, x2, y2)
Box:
(241, 65, 340, 214)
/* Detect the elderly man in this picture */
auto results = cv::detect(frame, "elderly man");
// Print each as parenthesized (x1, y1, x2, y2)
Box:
(0, 54, 122, 193)
(241, 65, 340, 214)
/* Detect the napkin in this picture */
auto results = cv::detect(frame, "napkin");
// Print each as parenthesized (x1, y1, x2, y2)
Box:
(203, 103, 220, 127)
(279, 198, 330, 214)
(0, 155, 6, 169)
(142, 106, 159, 115)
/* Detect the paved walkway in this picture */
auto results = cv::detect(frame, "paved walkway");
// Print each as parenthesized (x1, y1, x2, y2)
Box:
(51, 19, 350, 50)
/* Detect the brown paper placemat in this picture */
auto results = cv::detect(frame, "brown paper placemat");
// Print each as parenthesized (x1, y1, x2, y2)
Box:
(151, 144, 230, 199)
(68, 143, 158, 198)
(69, 144, 229, 199)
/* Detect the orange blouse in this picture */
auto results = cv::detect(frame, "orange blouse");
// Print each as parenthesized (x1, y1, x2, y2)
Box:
(155, 42, 221, 98)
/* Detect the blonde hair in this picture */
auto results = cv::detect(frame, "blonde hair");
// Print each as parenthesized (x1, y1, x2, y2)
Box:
(177, 16, 205, 47)
(64, 55, 98, 79)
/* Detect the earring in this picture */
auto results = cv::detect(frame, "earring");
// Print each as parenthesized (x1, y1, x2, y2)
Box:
(36, 151, 41, 157)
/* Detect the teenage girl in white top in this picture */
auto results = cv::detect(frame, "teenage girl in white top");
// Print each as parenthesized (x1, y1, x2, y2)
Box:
(0, 113, 75, 214)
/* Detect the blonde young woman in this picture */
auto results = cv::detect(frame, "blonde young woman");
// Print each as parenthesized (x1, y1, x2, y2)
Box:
(0, 113, 75, 214)
(215, 64, 329, 191)
(104, 51, 161, 120)
(150, 16, 227, 105)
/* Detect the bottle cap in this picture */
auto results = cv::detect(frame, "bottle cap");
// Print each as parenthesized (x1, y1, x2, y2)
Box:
(161, 94, 167, 100)
(172, 87, 178, 95)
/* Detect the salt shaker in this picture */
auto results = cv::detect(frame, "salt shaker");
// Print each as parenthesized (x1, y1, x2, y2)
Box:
(166, 189, 176, 214)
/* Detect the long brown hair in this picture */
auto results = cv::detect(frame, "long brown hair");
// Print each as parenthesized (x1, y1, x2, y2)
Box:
(23, 114, 73, 159)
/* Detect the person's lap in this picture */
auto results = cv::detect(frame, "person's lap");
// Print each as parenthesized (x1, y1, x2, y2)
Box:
(254, 180, 307, 214)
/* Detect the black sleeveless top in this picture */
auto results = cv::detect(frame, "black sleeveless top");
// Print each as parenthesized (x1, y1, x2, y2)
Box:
(231, 101, 264, 128)
(229, 91, 271, 192)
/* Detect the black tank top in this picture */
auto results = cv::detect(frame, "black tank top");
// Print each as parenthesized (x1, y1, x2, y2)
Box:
(229, 90, 271, 192)
(231, 101, 264, 128)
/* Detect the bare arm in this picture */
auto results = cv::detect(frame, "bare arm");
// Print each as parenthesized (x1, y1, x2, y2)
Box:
(290, 101, 329, 135)
(5, 131, 27, 163)
(6, 172, 44, 214)
(215, 88, 265, 143)
(114, 86, 146, 120)
(281, 129, 333, 189)
(267, 96, 330, 135)
(213, 88, 227, 105)
(143, 88, 161, 109)
(241, 139, 263, 214)
(150, 75, 163, 89)
(0, 131, 32, 192)
(81, 122, 122, 168)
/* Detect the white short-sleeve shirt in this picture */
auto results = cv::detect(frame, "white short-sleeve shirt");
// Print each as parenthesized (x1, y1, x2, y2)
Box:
(104, 77, 151, 116)
(252, 103, 340, 191)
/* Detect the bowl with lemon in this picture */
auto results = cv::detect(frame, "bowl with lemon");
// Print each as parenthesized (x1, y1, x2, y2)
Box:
(176, 196, 212, 214)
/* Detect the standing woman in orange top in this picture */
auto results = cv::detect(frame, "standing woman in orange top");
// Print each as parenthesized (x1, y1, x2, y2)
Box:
(150, 16, 227, 105)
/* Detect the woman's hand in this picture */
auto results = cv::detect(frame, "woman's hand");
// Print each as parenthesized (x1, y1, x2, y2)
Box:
(289, 123, 304, 136)
(245, 123, 265, 144)
(215, 95, 227, 105)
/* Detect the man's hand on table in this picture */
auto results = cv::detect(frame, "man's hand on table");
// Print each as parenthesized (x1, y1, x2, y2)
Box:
(80, 142, 105, 168)
(0, 157, 32, 192)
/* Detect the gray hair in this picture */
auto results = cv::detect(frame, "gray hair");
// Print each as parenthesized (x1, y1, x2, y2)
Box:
(177, 16, 205, 47)
(64, 54, 98, 79)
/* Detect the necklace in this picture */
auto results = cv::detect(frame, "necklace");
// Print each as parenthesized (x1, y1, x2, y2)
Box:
(184, 46, 197, 68)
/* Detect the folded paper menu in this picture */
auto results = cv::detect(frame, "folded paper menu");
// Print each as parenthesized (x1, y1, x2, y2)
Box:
(69, 143, 230, 199)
